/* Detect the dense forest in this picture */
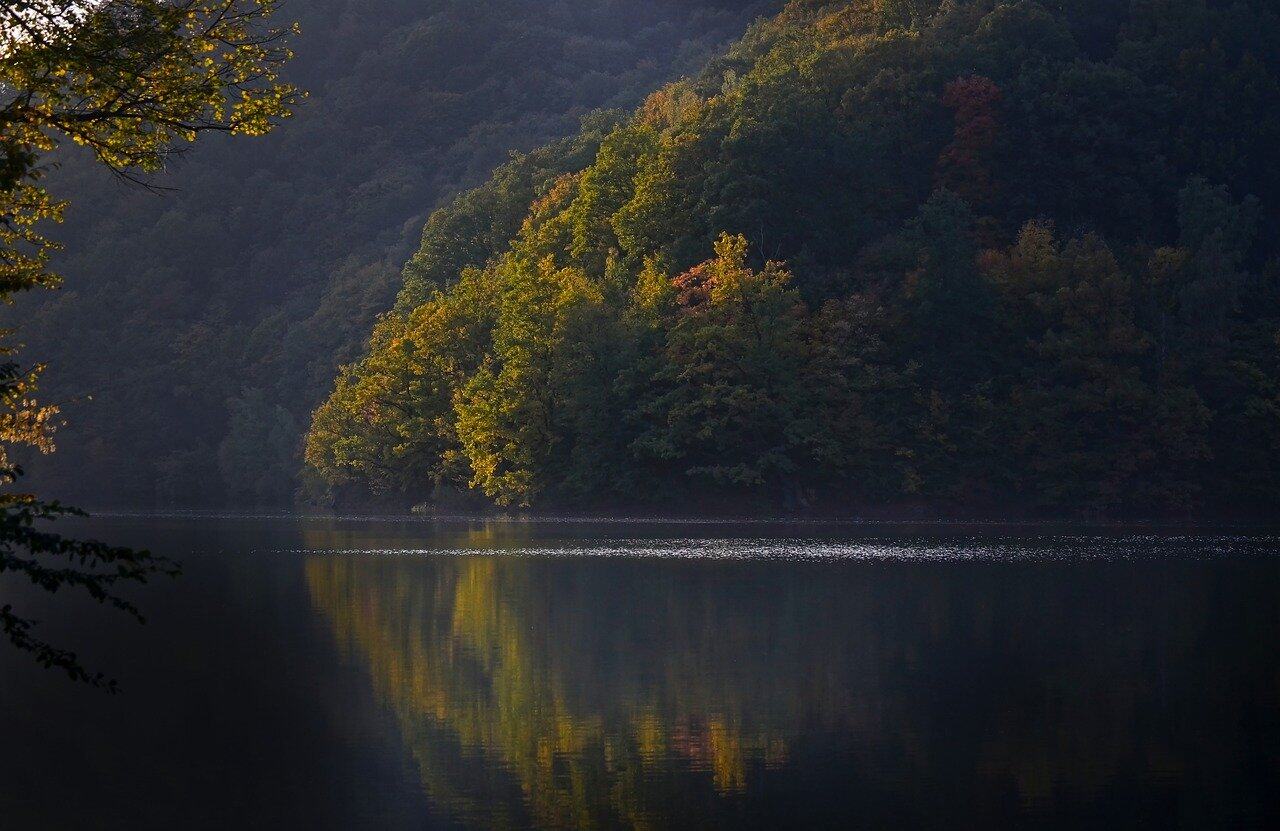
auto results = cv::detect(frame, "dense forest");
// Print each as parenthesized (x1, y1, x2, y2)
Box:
(8, 0, 773, 507)
(307, 0, 1280, 517)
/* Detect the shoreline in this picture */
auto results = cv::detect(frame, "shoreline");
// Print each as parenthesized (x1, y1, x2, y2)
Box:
(67, 507, 1280, 533)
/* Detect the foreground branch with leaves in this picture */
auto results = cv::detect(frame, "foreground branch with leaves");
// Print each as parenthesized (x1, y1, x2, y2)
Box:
(0, 490, 179, 691)
(1, 0, 297, 685)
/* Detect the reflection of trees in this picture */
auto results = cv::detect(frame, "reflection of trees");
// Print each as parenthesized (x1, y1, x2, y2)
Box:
(306, 551, 1280, 829)
(306, 554, 828, 829)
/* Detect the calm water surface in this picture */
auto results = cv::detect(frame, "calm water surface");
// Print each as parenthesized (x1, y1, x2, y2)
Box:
(2, 516, 1278, 829)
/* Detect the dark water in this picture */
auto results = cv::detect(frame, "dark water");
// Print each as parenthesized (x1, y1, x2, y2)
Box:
(2, 517, 1279, 829)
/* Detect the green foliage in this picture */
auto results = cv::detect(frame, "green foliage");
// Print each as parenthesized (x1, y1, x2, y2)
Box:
(306, 265, 496, 496)
(9, 0, 774, 508)
(2, 0, 299, 295)
(453, 257, 608, 506)
(308, 0, 1280, 517)
(218, 389, 300, 505)
(633, 234, 811, 493)
(988, 225, 1211, 508)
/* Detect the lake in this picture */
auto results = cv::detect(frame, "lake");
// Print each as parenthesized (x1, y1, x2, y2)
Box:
(2, 516, 1278, 829)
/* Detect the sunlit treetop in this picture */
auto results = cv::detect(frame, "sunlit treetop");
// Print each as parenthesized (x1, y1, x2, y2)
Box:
(1, 0, 300, 296)
(1, 0, 299, 165)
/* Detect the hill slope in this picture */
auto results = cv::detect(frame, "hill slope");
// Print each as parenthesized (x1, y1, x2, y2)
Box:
(10, 0, 773, 506)
(308, 0, 1280, 516)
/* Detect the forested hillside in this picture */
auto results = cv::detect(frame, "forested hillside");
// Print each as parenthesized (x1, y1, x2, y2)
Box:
(309, 0, 1280, 517)
(9, 0, 772, 506)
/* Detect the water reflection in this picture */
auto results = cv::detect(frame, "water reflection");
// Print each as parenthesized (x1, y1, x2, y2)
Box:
(307, 555, 795, 828)
(304, 540, 1280, 829)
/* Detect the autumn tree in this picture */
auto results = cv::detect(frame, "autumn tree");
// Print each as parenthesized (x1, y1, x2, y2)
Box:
(454, 255, 617, 507)
(306, 267, 495, 500)
(633, 233, 812, 500)
(936, 76, 1001, 209)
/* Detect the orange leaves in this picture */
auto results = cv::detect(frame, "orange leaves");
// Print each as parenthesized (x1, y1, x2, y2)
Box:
(936, 75, 1001, 206)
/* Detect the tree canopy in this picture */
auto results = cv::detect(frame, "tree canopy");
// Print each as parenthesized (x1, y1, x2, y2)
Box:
(8, 0, 774, 507)
(308, 0, 1280, 517)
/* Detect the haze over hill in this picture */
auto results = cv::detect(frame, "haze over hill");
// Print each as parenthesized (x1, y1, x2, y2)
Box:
(11, 0, 773, 507)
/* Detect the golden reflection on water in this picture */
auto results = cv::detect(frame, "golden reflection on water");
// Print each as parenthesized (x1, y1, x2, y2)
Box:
(302, 536, 1275, 830)
(304, 553, 835, 829)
